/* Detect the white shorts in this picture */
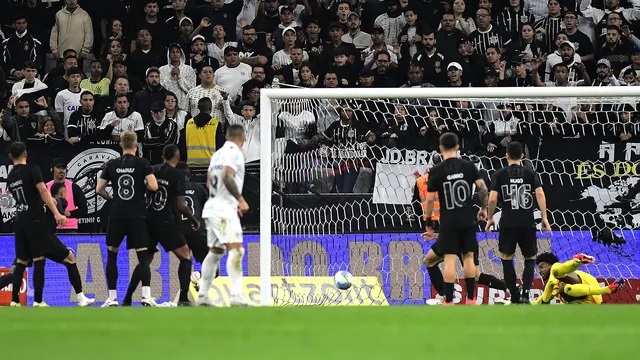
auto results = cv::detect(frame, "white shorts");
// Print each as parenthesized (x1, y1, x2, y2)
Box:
(205, 216, 243, 249)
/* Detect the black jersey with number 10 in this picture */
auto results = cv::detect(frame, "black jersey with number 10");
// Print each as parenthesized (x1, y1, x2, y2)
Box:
(7, 164, 46, 225)
(100, 154, 153, 219)
(147, 163, 185, 221)
(426, 158, 481, 230)
(490, 164, 542, 228)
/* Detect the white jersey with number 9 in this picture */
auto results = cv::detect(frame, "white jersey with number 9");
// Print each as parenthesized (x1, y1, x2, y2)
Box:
(202, 141, 245, 219)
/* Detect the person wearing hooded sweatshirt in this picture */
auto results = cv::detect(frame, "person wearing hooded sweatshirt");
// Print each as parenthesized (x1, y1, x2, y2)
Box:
(185, 97, 225, 165)
(49, 0, 93, 61)
(132, 67, 169, 124)
(160, 44, 197, 111)
(143, 101, 179, 164)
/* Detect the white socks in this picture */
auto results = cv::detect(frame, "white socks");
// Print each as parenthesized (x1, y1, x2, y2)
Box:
(227, 248, 244, 298)
(108, 290, 117, 301)
(198, 251, 223, 298)
(142, 286, 151, 299)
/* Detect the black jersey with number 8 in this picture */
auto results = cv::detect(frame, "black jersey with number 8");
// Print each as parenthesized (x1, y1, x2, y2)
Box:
(147, 163, 185, 221)
(100, 154, 153, 219)
(490, 164, 542, 228)
(427, 158, 481, 230)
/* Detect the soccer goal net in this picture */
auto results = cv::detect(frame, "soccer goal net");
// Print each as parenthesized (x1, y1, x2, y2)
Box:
(257, 87, 640, 306)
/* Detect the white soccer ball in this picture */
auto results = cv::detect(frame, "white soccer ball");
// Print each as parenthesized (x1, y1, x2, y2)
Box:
(334, 270, 354, 290)
(191, 271, 201, 285)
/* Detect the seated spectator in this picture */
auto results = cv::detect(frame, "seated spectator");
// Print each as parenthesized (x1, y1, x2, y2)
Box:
(29, 116, 65, 146)
(2, 96, 61, 142)
(67, 91, 107, 146)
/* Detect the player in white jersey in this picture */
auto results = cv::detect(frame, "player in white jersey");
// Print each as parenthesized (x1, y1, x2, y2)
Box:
(196, 124, 250, 306)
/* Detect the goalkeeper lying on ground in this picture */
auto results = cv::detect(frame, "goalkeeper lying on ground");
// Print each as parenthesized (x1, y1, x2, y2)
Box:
(534, 252, 625, 304)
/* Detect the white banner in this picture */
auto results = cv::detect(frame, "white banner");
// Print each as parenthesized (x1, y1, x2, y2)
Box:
(372, 149, 431, 205)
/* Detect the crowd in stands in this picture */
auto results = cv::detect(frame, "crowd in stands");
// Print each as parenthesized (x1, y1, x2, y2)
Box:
(0, 0, 638, 194)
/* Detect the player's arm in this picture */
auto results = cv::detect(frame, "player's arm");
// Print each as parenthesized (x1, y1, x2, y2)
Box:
(145, 174, 158, 191)
(534, 278, 557, 305)
(36, 182, 66, 225)
(96, 178, 113, 200)
(176, 195, 200, 230)
(222, 166, 249, 212)
(534, 173, 551, 231)
(475, 178, 489, 209)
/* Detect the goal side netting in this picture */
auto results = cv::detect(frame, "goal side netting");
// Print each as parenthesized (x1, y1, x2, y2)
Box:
(257, 87, 640, 306)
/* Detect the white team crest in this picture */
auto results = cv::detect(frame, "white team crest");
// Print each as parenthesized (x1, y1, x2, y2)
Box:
(489, 34, 499, 45)
(67, 148, 120, 214)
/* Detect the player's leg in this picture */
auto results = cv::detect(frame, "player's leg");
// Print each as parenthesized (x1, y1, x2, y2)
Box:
(222, 216, 247, 306)
(129, 220, 155, 306)
(460, 227, 478, 304)
(170, 242, 193, 305)
(551, 253, 595, 279)
(24, 223, 49, 307)
(424, 244, 445, 304)
(498, 227, 521, 303)
(0, 260, 17, 291)
(46, 236, 94, 306)
(561, 273, 625, 299)
(196, 217, 225, 305)
(438, 230, 460, 305)
(123, 221, 160, 306)
(518, 228, 538, 303)
(103, 219, 126, 306)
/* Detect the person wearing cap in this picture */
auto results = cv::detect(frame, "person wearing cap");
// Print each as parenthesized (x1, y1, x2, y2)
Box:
(132, 66, 169, 124)
(499, 55, 533, 87)
(54, 66, 83, 133)
(446, 61, 465, 86)
(362, 25, 398, 68)
(160, 44, 197, 111)
(620, 67, 640, 85)
(271, 5, 298, 51)
(80, 59, 111, 97)
(127, 29, 166, 86)
(165, 0, 194, 41)
(143, 101, 179, 164)
(303, 19, 323, 61)
(175, 17, 196, 54)
(562, 10, 594, 63)
(342, 12, 373, 51)
(532, 57, 588, 86)
(373, 0, 407, 46)
(357, 67, 375, 87)
(186, 35, 220, 75)
(484, 67, 500, 87)
(544, 35, 582, 82)
(214, 46, 252, 102)
(592, 58, 621, 86)
(273, 27, 310, 67)
(45, 158, 87, 232)
(274, 43, 307, 85)
(597, 25, 633, 75)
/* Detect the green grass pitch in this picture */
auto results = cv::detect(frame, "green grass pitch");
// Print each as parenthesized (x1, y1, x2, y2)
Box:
(1, 306, 639, 360)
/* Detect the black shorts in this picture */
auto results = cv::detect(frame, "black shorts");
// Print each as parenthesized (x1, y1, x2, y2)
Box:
(106, 218, 150, 250)
(14, 219, 50, 260)
(430, 238, 479, 266)
(46, 235, 72, 263)
(147, 219, 187, 253)
(435, 226, 478, 259)
(499, 227, 538, 258)
(184, 231, 209, 263)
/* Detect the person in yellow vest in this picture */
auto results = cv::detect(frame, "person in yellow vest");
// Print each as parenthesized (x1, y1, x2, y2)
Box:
(45, 157, 87, 233)
(185, 97, 225, 165)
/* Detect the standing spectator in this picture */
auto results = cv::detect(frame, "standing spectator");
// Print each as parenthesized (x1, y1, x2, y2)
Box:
(185, 97, 225, 165)
(373, 51, 398, 86)
(251, 0, 281, 35)
(207, 24, 239, 67)
(342, 12, 373, 51)
(54, 66, 83, 133)
(45, 53, 82, 100)
(214, 46, 252, 102)
(361, 26, 398, 68)
(534, 0, 563, 53)
(435, 13, 466, 60)
(497, 0, 535, 39)
(413, 31, 447, 86)
(50, 0, 93, 62)
(563, 10, 594, 63)
(398, 6, 431, 75)
(132, 0, 167, 51)
(186, 64, 224, 122)
(470, 7, 511, 55)
(545, 37, 582, 81)
(99, 94, 145, 142)
(46, 157, 87, 232)
(143, 101, 179, 164)
(237, 25, 272, 67)
(1, 13, 44, 85)
(102, 19, 129, 59)
(185, 35, 219, 74)
(195, 0, 244, 42)
(165, 0, 193, 41)
(597, 25, 633, 75)
(273, 27, 309, 67)
(11, 61, 48, 100)
(160, 44, 197, 110)
(126, 29, 166, 85)
(80, 59, 112, 97)
(374, 0, 407, 47)
(133, 67, 169, 123)
(271, 6, 298, 51)
(506, 22, 546, 61)
(591, 58, 621, 86)
(448, 0, 476, 37)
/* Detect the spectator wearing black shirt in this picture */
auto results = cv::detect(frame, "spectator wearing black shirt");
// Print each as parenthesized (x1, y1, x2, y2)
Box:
(133, 67, 169, 124)
(127, 28, 166, 85)
(132, 0, 167, 51)
(143, 102, 179, 163)
(412, 31, 447, 86)
(2, 96, 62, 142)
(185, 35, 219, 75)
(470, 7, 511, 56)
(238, 25, 271, 67)
(251, 0, 281, 35)
(563, 10, 594, 64)
(373, 50, 399, 87)
(435, 13, 466, 61)
(195, 0, 244, 42)
(68, 91, 108, 145)
(1, 13, 44, 85)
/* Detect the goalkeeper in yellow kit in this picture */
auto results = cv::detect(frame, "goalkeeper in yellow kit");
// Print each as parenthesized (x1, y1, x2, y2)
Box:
(534, 252, 625, 304)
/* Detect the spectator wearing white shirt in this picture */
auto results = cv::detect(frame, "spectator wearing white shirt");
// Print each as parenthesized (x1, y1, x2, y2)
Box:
(273, 27, 310, 67)
(223, 98, 261, 162)
(342, 12, 373, 50)
(207, 24, 238, 67)
(186, 64, 224, 122)
(160, 44, 196, 111)
(214, 46, 252, 103)
(54, 66, 83, 137)
(99, 94, 145, 143)
(545, 38, 582, 82)
(361, 26, 398, 69)
(374, 0, 407, 46)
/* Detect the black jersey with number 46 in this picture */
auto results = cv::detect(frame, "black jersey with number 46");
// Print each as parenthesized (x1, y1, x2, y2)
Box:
(427, 158, 481, 230)
(100, 154, 153, 219)
(490, 164, 542, 228)
(7, 164, 46, 225)
(147, 163, 185, 221)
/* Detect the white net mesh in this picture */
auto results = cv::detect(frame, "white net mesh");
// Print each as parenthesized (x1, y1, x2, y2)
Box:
(265, 91, 640, 305)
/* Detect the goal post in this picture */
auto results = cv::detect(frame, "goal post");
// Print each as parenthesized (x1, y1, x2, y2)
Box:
(259, 86, 640, 307)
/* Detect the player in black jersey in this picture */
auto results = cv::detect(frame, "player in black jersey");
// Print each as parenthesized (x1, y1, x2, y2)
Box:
(5, 141, 67, 307)
(486, 141, 551, 304)
(122, 145, 200, 306)
(96, 131, 158, 307)
(423, 133, 489, 305)
(175, 162, 209, 265)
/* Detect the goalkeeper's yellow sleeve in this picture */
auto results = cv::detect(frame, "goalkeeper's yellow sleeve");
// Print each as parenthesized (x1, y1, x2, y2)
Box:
(533, 278, 557, 305)
(551, 260, 581, 279)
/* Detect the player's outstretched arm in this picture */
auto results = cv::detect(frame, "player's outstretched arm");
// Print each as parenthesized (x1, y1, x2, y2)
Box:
(145, 174, 158, 191)
(36, 182, 67, 226)
(535, 187, 551, 231)
(176, 195, 200, 231)
(96, 178, 113, 200)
